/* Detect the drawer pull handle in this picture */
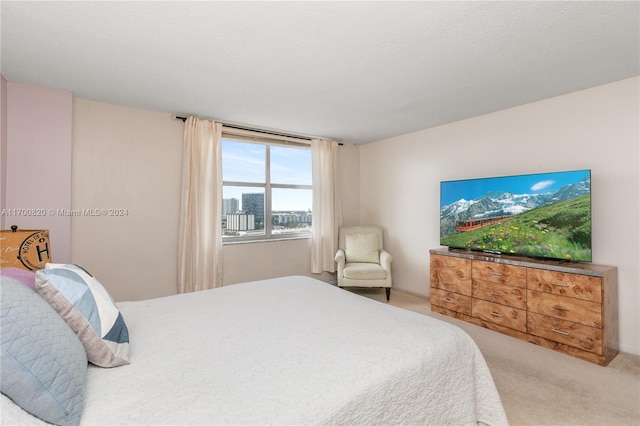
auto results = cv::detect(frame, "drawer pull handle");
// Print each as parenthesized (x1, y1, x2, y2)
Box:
(552, 282, 570, 288)
(443, 281, 454, 286)
(490, 312, 503, 318)
(489, 291, 503, 297)
(551, 328, 570, 336)
(490, 272, 503, 276)
(443, 298, 455, 304)
(552, 305, 569, 312)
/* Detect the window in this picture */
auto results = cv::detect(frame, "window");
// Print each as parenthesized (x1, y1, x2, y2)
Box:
(221, 132, 312, 242)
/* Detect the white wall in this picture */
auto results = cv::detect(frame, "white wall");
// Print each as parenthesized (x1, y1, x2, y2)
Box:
(72, 99, 184, 301)
(223, 239, 334, 285)
(359, 77, 639, 355)
(337, 142, 361, 226)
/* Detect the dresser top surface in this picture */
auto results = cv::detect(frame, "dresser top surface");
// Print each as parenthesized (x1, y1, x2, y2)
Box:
(430, 247, 616, 277)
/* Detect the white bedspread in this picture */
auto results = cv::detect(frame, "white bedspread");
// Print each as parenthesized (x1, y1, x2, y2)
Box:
(2, 276, 508, 425)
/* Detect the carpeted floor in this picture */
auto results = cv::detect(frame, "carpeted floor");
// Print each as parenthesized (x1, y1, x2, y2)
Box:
(347, 287, 640, 426)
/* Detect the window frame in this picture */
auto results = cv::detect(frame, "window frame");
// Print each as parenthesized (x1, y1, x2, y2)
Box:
(221, 128, 312, 244)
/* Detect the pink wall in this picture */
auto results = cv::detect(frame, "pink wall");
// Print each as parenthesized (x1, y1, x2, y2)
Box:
(4, 82, 72, 262)
(1, 75, 7, 229)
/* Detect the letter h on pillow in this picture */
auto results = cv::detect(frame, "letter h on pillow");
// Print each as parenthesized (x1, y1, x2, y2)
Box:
(36, 264, 130, 368)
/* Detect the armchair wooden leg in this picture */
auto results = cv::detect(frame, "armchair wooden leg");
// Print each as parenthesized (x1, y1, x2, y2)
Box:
(385, 287, 390, 301)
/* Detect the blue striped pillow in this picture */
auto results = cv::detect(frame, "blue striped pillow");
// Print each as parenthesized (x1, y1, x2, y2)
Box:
(36, 264, 130, 368)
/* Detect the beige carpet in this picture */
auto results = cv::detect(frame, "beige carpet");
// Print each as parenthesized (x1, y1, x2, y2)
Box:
(347, 287, 640, 426)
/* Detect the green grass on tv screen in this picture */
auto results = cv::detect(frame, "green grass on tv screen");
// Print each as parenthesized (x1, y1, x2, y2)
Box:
(441, 195, 592, 261)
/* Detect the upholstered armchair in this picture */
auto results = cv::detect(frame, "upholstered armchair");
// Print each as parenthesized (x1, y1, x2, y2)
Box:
(335, 226, 393, 300)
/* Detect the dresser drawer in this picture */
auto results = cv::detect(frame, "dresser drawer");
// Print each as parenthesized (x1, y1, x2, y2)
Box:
(430, 287, 471, 315)
(527, 290, 601, 328)
(472, 299, 527, 332)
(472, 261, 526, 288)
(527, 268, 602, 303)
(528, 312, 603, 355)
(430, 255, 471, 296)
(472, 280, 526, 310)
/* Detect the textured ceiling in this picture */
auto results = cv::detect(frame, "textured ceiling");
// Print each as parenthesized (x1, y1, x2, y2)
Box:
(1, 1, 638, 144)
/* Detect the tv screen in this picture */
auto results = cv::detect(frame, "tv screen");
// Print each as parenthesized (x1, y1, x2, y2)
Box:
(440, 169, 592, 262)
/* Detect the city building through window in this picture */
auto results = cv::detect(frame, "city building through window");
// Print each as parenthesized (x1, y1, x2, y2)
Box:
(221, 134, 312, 242)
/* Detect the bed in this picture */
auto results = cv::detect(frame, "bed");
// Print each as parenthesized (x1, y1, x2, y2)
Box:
(1, 274, 508, 425)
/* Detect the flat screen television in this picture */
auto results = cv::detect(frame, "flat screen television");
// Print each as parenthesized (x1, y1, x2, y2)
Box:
(440, 169, 592, 262)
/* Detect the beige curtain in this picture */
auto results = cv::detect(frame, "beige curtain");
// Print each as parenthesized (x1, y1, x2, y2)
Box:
(310, 139, 342, 273)
(178, 117, 223, 293)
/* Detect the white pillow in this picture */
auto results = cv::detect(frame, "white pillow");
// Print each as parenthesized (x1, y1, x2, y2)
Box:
(345, 233, 379, 263)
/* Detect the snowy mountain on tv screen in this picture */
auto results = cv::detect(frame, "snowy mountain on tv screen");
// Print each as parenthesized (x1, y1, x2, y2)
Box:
(440, 175, 590, 237)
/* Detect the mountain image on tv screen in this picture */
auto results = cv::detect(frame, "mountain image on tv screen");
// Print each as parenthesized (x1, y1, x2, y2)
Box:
(440, 169, 591, 262)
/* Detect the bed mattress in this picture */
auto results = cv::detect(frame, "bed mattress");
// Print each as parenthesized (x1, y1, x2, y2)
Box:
(2, 275, 508, 425)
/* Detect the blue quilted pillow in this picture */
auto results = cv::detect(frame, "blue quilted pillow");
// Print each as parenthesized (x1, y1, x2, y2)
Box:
(36, 264, 130, 368)
(1, 276, 87, 426)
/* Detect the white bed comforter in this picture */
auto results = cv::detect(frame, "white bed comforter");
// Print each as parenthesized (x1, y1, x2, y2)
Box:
(2, 276, 508, 425)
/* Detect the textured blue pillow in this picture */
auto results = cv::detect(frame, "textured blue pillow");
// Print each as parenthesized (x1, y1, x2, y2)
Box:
(36, 264, 130, 368)
(1, 276, 87, 426)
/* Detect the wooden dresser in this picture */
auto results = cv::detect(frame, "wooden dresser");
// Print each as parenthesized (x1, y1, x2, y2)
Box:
(430, 248, 618, 366)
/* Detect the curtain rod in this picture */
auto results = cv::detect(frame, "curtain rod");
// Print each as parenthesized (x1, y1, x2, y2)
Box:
(173, 115, 311, 141)
(173, 115, 343, 145)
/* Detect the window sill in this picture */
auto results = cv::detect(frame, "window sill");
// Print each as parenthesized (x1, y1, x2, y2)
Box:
(222, 234, 311, 245)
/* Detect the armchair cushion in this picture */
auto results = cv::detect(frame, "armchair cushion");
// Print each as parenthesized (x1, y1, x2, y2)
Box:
(344, 233, 379, 263)
(343, 263, 387, 280)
